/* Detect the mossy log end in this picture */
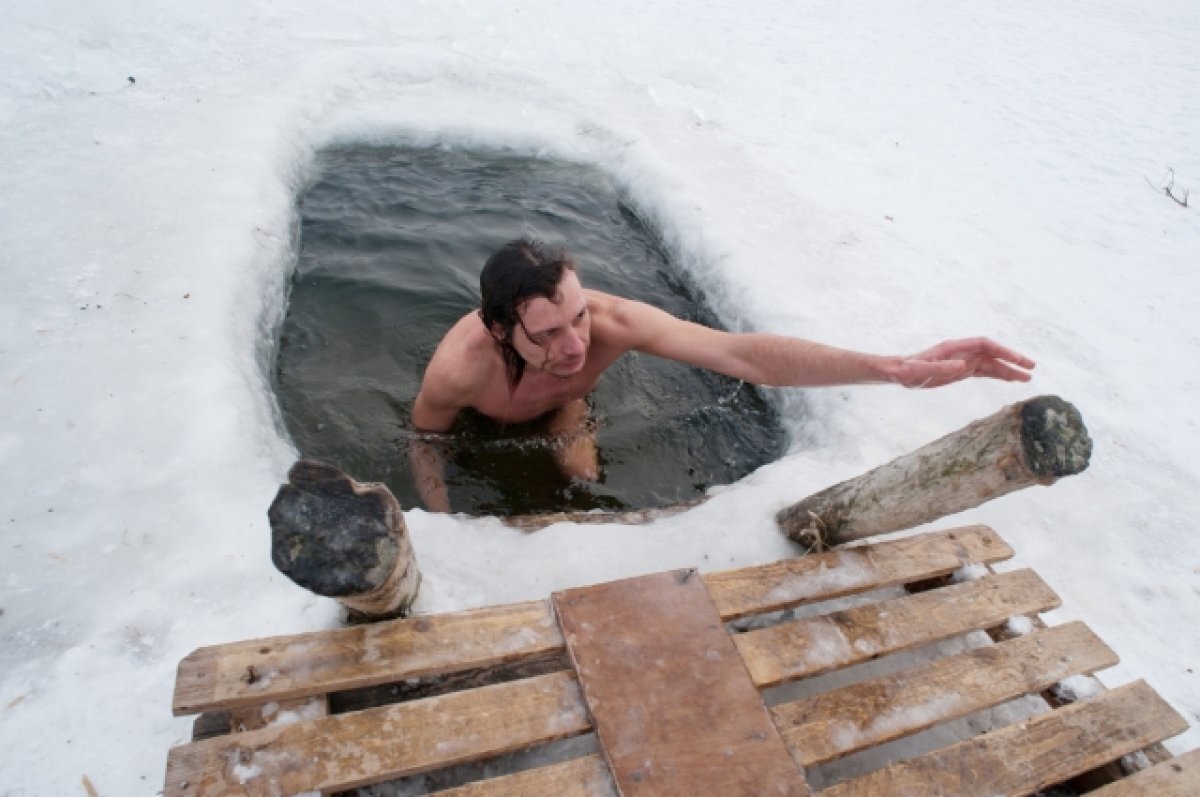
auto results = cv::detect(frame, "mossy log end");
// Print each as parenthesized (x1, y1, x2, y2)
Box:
(776, 395, 1091, 550)
(269, 459, 421, 621)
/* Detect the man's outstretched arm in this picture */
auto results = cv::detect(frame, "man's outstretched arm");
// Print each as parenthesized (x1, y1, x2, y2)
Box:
(613, 299, 1034, 389)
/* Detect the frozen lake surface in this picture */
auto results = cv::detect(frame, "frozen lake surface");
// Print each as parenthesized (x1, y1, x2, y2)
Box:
(1, 0, 1198, 793)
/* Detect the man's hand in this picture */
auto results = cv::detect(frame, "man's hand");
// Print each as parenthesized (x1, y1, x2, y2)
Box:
(885, 337, 1036, 389)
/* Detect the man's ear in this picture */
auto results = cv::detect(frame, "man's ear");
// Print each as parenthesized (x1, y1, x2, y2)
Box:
(483, 317, 508, 343)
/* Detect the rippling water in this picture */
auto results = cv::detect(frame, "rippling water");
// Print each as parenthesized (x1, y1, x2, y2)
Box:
(273, 146, 786, 515)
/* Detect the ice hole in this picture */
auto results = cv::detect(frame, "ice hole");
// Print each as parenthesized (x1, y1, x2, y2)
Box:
(273, 146, 787, 516)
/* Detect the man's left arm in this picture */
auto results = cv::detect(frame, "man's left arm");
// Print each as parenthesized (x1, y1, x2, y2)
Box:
(613, 299, 1034, 388)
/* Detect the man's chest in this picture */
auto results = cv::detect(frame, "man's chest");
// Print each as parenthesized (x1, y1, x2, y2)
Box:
(470, 367, 602, 423)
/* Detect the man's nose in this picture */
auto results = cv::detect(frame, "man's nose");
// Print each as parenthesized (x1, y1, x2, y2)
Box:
(561, 328, 585, 356)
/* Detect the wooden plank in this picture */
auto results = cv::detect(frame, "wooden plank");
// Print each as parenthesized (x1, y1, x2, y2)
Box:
(1088, 748, 1200, 796)
(704, 524, 1012, 621)
(163, 671, 590, 797)
(737, 568, 1060, 687)
(819, 680, 1189, 797)
(172, 525, 1009, 717)
(772, 621, 1117, 766)
(431, 754, 617, 797)
(554, 570, 810, 797)
(975, 561, 1178, 791)
(172, 599, 562, 715)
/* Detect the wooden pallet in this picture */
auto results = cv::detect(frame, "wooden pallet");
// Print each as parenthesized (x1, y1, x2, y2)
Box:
(164, 525, 1197, 796)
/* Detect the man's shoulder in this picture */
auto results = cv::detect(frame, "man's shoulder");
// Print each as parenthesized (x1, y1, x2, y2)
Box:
(586, 290, 647, 328)
(587, 290, 669, 348)
(422, 312, 499, 398)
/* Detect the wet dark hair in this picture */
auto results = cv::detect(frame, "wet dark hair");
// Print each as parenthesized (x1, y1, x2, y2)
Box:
(480, 238, 575, 389)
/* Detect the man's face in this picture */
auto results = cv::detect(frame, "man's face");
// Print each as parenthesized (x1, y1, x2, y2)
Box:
(511, 270, 591, 378)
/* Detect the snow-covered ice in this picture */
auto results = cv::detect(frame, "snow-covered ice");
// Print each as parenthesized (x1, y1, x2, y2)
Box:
(2, 1, 1198, 793)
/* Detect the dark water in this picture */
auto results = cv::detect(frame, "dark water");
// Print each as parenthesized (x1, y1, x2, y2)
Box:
(273, 146, 786, 515)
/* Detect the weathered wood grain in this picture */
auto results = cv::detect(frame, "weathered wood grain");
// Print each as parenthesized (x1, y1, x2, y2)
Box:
(164, 671, 590, 797)
(777, 396, 1091, 547)
(818, 680, 1188, 797)
(1087, 748, 1200, 796)
(705, 524, 1012, 621)
(554, 570, 810, 797)
(736, 567, 1059, 687)
(172, 599, 561, 715)
(772, 621, 1117, 766)
(428, 754, 616, 797)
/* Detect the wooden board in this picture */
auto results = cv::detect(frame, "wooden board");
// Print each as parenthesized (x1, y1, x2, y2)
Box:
(819, 680, 1188, 797)
(554, 569, 810, 797)
(172, 525, 1012, 717)
(431, 754, 616, 797)
(163, 524, 1195, 797)
(736, 567, 1059, 687)
(1088, 748, 1200, 796)
(772, 621, 1117, 766)
(703, 524, 1011, 621)
(164, 671, 590, 797)
(173, 599, 561, 715)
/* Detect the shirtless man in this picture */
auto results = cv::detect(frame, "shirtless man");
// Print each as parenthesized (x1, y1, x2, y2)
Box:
(410, 238, 1035, 512)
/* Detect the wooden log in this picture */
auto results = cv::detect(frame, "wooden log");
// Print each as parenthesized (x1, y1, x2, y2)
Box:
(777, 395, 1091, 549)
(268, 459, 421, 621)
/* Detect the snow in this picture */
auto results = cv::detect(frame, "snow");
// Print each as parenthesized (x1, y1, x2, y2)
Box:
(1006, 615, 1035, 636)
(828, 692, 967, 757)
(1054, 674, 1105, 703)
(763, 554, 875, 606)
(2, 0, 1198, 794)
(951, 563, 989, 583)
(232, 762, 263, 785)
(261, 697, 325, 729)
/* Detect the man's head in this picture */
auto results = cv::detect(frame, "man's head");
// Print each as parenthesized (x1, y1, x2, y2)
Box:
(480, 239, 591, 388)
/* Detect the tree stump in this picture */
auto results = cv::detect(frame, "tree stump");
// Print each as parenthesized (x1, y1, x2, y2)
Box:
(777, 395, 1092, 550)
(269, 459, 421, 621)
